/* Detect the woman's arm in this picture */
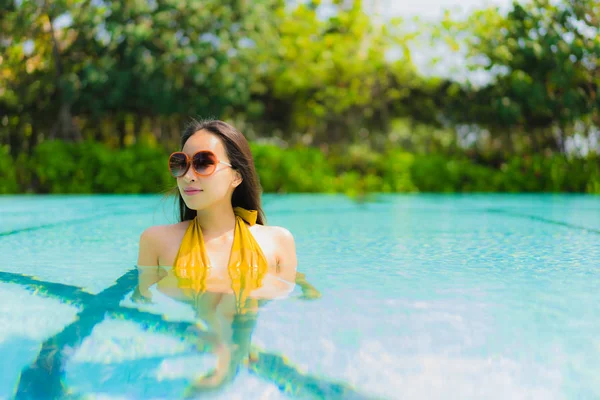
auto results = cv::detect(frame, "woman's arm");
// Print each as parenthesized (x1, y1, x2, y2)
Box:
(273, 227, 321, 299)
(133, 227, 162, 302)
(295, 271, 321, 300)
(274, 226, 298, 282)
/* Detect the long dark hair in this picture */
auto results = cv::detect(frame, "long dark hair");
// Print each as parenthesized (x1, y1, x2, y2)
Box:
(175, 119, 265, 225)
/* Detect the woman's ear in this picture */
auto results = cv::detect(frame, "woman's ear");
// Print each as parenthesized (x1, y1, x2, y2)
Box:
(232, 170, 243, 188)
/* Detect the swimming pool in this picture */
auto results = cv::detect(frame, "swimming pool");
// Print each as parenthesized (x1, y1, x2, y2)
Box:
(1, 194, 599, 399)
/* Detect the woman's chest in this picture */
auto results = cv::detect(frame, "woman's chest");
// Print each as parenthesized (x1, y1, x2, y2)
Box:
(158, 226, 280, 275)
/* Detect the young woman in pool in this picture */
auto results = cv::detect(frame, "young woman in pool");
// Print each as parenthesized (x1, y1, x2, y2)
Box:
(134, 119, 311, 394)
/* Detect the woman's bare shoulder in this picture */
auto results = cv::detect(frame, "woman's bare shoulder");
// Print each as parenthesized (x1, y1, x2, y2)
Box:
(138, 221, 190, 267)
(251, 224, 294, 241)
(140, 221, 189, 243)
(252, 224, 297, 276)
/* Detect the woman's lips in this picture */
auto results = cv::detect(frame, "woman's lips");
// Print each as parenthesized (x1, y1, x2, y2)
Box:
(183, 188, 203, 196)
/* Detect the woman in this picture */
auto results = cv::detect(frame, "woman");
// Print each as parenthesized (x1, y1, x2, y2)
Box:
(134, 119, 299, 394)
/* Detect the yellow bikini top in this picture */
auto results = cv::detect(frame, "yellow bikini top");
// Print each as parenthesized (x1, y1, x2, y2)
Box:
(173, 207, 268, 312)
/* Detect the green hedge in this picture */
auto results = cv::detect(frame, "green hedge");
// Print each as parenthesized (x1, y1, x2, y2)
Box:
(24, 141, 172, 194)
(2, 140, 599, 195)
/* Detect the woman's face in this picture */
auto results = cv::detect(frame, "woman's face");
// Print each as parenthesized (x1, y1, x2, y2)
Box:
(177, 130, 240, 211)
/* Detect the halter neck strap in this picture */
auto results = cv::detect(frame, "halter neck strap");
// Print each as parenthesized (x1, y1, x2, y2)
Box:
(233, 207, 258, 226)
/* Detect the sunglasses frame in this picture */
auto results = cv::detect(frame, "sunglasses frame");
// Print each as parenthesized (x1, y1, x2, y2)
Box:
(168, 150, 233, 178)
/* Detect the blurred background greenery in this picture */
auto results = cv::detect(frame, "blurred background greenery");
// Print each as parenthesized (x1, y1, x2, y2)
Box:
(1, 0, 599, 195)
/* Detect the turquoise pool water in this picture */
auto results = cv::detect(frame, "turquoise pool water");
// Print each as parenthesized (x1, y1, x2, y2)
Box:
(1, 194, 599, 399)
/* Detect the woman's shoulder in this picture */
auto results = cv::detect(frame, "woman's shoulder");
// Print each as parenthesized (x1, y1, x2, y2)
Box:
(140, 221, 189, 244)
(251, 224, 295, 243)
(251, 224, 297, 276)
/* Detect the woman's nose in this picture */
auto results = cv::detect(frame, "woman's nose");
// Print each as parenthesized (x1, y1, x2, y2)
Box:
(182, 166, 196, 182)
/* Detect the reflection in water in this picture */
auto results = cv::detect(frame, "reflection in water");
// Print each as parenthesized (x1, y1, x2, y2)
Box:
(0, 269, 373, 399)
(132, 265, 321, 397)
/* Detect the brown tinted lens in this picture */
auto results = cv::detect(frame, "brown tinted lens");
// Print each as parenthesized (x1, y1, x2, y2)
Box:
(192, 151, 217, 176)
(169, 153, 189, 177)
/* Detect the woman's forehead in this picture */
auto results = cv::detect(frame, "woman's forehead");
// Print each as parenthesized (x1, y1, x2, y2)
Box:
(182, 130, 226, 156)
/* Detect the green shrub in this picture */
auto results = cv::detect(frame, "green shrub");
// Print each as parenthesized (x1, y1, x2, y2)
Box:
(6, 140, 600, 194)
(30, 141, 172, 194)
(252, 144, 337, 193)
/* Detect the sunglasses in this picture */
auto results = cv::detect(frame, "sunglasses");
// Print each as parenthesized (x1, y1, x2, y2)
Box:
(168, 150, 232, 178)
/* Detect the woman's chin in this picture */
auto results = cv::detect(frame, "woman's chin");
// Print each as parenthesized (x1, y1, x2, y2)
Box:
(182, 198, 209, 211)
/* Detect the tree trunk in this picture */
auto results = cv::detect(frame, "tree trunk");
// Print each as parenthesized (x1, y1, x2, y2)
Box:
(117, 117, 126, 148)
(8, 121, 22, 159)
(133, 114, 142, 144)
(50, 103, 81, 141)
(556, 124, 566, 154)
(529, 127, 540, 154)
(46, 8, 81, 142)
(27, 121, 38, 156)
(92, 117, 103, 142)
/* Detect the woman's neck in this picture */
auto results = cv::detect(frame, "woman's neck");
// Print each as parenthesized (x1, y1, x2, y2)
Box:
(195, 202, 237, 239)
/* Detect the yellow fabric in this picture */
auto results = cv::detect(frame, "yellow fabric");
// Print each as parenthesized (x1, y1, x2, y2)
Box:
(173, 207, 268, 312)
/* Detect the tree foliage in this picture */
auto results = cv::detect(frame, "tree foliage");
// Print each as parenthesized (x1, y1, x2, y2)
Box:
(432, 0, 600, 153)
(1, 0, 599, 178)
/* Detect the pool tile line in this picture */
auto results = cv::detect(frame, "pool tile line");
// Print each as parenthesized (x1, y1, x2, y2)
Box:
(15, 270, 139, 400)
(248, 352, 374, 400)
(0, 272, 93, 307)
(4, 201, 565, 238)
(1, 271, 371, 400)
(0, 208, 159, 237)
(484, 208, 600, 235)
